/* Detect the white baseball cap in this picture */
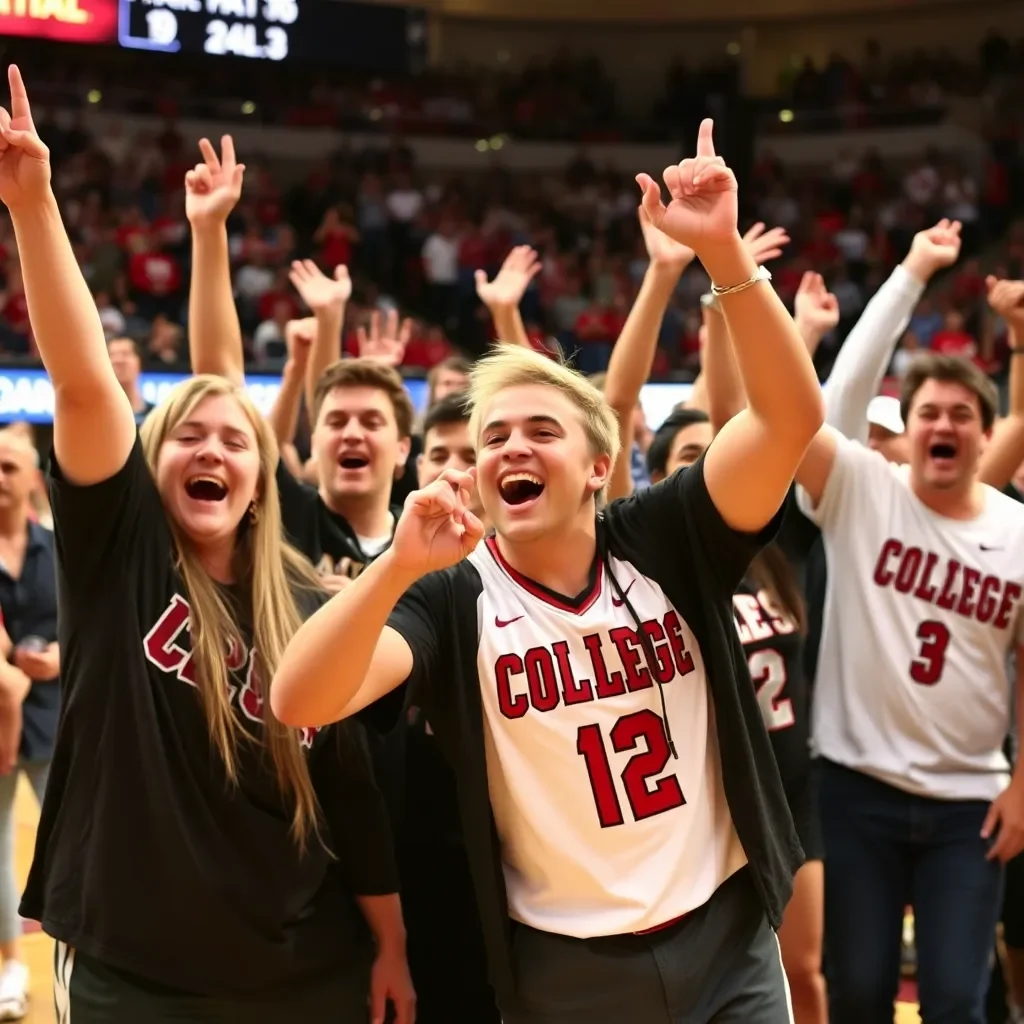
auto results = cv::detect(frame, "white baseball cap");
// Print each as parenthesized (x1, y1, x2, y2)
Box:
(867, 395, 904, 436)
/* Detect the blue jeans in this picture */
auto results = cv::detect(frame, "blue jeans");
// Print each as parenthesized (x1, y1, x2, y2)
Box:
(818, 759, 1004, 1024)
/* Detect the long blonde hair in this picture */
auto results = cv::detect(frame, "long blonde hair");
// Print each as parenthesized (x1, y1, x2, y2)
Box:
(141, 375, 323, 849)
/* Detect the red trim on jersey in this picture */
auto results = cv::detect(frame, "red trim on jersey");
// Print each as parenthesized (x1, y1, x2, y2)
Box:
(485, 535, 603, 614)
(632, 909, 690, 935)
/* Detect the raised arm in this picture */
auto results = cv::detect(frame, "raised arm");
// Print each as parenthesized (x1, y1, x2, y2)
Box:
(698, 224, 795, 434)
(185, 136, 246, 385)
(0, 66, 135, 486)
(603, 208, 693, 500)
(639, 120, 824, 533)
(288, 260, 350, 411)
(272, 471, 483, 727)
(978, 277, 1024, 489)
(266, 318, 314, 448)
(475, 245, 542, 349)
(824, 220, 961, 440)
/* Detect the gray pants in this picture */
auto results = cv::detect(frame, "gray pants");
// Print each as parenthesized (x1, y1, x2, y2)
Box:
(503, 868, 793, 1024)
(0, 759, 49, 944)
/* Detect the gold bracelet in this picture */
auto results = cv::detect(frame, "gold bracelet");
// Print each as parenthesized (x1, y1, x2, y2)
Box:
(710, 265, 772, 299)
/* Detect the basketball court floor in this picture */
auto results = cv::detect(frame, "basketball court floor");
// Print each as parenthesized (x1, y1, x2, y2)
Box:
(8, 777, 923, 1024)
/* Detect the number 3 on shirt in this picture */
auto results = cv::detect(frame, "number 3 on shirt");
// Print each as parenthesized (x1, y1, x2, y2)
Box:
(910, 619, 950, 686)
(576, 709, 685, 828)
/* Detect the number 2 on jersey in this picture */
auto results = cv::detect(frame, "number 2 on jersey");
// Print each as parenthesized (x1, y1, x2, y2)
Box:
(910, 619, 950, 685)
(576, 709, 685, 828)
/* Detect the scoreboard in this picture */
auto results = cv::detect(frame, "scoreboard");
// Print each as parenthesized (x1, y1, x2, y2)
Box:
(0, 0, 427, 73)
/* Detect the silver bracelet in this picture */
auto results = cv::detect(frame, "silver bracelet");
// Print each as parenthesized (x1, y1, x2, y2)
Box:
(710, 264, 772, 299)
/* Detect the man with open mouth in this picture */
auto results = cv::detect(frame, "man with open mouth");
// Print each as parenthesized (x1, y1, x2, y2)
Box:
(796, 350, 1024, 1024)
(274, 121, 826, 1024)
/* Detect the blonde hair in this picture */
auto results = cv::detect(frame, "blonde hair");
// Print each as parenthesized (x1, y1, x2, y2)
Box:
(141, 375, 324, 849)
(468, 345, 621, 474)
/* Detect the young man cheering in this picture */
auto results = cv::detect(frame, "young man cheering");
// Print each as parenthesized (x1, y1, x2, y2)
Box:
(273, 121, 823, 1023)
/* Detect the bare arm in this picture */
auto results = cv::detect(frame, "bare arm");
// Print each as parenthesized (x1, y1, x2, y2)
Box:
(602, 260, 684, 499)
(185, 136, 246, 385)
(272, 549, 416, 726)
(979, 278, 1024, 489)
(794, 425, 841, 509)
(475, 245, 542, 350)
(702, 240, 825, 531)
(288, 260, 349, 413)
(701, 303, 744, 435)
(267, 320, 313, 447)
(0, 67, 135, 486)
(272, 471, 483, 728)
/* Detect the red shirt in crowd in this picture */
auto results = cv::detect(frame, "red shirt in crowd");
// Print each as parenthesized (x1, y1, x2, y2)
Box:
(128, 251, 182, 296)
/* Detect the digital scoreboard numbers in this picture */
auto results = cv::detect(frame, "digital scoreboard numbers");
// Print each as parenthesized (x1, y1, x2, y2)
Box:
(118, 0, 296, 59)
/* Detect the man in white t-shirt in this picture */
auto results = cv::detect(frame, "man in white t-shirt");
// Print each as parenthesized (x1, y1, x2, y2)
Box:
(796, 352, 1024, 1024)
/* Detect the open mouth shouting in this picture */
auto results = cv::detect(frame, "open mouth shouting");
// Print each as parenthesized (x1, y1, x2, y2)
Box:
(499, 471, 545, 509)
(184, 475, 229, 503)
(338, 453, 371, 472)
(928, 440, 958, 467)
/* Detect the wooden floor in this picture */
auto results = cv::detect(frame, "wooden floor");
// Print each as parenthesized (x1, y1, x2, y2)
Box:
(9, 778, 923, 1024)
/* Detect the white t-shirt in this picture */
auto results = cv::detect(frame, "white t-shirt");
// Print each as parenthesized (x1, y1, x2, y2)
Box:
(799, 433, 1024, 800)
(470, 539, 746, 937)
(421, 233, 459, 285)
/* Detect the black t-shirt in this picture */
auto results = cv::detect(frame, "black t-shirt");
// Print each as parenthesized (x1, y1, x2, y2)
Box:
(22, 438, 396, 996)
(383, 456, 801, 1006)
(275, 459, 399, 578)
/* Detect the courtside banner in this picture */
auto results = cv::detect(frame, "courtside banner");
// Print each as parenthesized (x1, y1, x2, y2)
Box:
(0, 0, 119, 42)
(0, 369, 693, 429)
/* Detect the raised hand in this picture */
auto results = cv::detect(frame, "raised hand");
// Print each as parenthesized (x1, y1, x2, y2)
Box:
(390, 470, 484, 579)
(636, 119, 738, 252)
(794, 271, 840, 335)
(475, 245, 542, 308)
(284, 316, 316, 367)
(638, 203, 694, 270)
(905, 218, 962, 282)
(185, 135, 245, 226)
(357, 309, 412, 367)
(0, 66, 51, 212)
(986, 275, 1024, 334)
(289, 259, 352, 313)
(742, 222, 790, 266)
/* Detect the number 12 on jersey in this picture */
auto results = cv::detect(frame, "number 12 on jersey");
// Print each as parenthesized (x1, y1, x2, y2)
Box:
(576, 709, 685, 828)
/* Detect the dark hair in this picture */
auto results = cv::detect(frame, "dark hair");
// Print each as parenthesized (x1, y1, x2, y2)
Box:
(646, 409, 710, 478)
(312, 358, 415, 438)
(899, 353, 999, 432)
(748, 544, 806, 634)
(422, 390, 470, 436)
(428, 355, 471, 383)
(107, 336, 141, 357)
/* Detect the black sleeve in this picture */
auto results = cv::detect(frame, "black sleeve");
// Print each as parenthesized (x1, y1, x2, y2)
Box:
(775, 487, 820, 567)
(48, 435, 168, 593)
(606, 451, 782, 596)
(384, 568, 456, 718)
(309, 720, 399, 896)
(275, 457, 321, 564)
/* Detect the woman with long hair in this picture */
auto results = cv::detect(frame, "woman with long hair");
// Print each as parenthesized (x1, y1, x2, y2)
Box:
(0, 67, 413, 1021)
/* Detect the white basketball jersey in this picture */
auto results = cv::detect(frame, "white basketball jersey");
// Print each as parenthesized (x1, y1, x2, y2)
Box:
(469, 538, 746, 938)
(799, 434, 1024, 800)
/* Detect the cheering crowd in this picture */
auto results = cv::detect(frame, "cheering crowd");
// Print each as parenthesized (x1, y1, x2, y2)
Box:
(0, 60, 1019, 1024)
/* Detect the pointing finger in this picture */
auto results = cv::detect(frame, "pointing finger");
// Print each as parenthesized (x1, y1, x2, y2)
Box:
(220, 134, 236, 169)
(8, 66, 32, 126)
(198, 137, 220, 173)
(695, 118, 716, 159)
